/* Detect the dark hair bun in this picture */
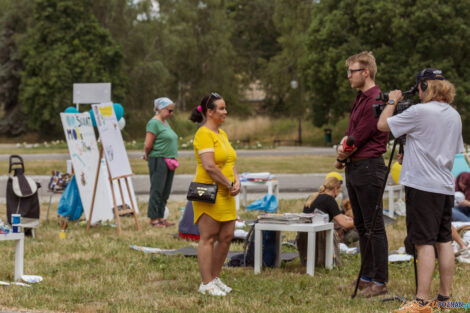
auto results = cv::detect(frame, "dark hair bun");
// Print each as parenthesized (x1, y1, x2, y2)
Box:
(189, 108, 203, 123)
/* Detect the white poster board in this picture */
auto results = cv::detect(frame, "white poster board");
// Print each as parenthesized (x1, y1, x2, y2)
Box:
(92, 103, 132, 179)
(73, 83, 111, 104)
(60, 113, 114, 224)
(60, 113, 139, 224)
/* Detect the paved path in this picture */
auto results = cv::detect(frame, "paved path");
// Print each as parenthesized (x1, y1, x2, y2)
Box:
(0, 173, 328, 202)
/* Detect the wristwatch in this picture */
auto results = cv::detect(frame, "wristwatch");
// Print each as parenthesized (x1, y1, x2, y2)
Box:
(387, 99, 396, 106)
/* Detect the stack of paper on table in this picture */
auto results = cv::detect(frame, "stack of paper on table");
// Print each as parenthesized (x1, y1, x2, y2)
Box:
(257, 213, 326, 224)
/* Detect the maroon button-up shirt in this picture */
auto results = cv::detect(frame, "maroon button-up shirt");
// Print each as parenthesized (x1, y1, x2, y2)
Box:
(346, 85, 389, 158)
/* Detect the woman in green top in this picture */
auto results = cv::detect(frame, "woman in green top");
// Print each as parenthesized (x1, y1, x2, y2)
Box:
(144, 97, 178, 227)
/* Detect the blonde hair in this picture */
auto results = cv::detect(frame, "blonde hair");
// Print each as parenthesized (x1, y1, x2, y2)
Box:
(421, 80, 456, 104)
(304, 177, 342, 208)
(346, 51, 377, 80)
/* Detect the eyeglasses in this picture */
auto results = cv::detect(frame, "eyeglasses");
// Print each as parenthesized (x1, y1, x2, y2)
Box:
(347, 68, 365, 75)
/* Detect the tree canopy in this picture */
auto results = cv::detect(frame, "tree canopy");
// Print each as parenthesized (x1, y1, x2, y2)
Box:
(18, 0, 125, 135)
(0, 0, 469, 142)
(303, 0, 470, 141)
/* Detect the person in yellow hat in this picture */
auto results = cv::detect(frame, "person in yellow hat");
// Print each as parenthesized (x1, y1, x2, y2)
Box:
(326, 171, 343, 182)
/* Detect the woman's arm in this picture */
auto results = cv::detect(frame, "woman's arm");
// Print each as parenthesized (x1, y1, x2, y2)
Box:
(230, 167, 241, 196)
(143, 132, 156, 161)
(460, 199, 470, 207)
(200, 152, 233, 189)
(452, 226, 467, 250)
(333, 214, 354, 229)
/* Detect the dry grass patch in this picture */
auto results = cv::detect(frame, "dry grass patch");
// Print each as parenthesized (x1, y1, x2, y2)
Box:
(223, 116, 272, 142)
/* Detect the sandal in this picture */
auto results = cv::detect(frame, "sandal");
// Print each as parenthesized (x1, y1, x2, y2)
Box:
(149, 221, 165, 227)
(161, 220, 175, 227)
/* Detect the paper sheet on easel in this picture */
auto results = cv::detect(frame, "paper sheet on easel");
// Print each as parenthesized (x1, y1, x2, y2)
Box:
(92, 102, 132, 179)
(60, 113, 114, 225)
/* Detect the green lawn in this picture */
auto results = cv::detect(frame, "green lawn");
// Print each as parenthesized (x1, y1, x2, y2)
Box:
(0, 155, 340, 176)
(0, 200, 469, 313)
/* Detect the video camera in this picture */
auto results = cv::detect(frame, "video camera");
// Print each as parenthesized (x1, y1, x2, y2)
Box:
(372, 87, 417, 119)
(372, 68, 446, 119)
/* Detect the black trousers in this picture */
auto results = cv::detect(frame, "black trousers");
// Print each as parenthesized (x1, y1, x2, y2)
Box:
(345, 157, 388, 283)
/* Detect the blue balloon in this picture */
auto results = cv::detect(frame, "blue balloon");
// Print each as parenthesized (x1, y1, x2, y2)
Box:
(89, 109, 97, 127)
(64, 106, 79, 113)
(113, 103, 124, 121)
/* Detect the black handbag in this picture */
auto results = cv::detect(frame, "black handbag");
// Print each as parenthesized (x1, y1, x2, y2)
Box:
(186, 182, 218, 203)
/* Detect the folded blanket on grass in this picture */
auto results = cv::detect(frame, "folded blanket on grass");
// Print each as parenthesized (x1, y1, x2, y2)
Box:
(130, 245, 298, 262)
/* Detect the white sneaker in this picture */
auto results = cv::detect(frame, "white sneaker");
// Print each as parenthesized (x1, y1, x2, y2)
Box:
(214, 277, 232, 293)
(198, 280, 226, 296)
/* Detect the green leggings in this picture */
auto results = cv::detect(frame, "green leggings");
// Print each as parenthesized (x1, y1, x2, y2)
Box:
(147, 157, 175, 219)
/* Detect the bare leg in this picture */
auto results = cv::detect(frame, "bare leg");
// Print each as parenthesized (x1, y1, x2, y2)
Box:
(415, 244, 435, 300)
(197, 214, 221, 284)
(436, 241, 454, 297)
(212, 220, 235, 278)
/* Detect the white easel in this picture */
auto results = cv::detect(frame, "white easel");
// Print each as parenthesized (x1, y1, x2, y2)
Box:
(87, 145, 139, 234)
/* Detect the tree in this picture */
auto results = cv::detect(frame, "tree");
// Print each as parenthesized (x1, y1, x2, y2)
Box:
(92, 0, 171, 113)
(19, 0, 126, 136)
(226, 0, 281, 82)
(158, 0, 242, 112)
(261, 0, 313, 143)
(0, 0, 34, 135)
(303, 0, 470, 142)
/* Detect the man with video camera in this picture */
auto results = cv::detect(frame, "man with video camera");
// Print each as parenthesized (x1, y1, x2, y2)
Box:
(335, 51, 390, 297)
(378, 68, 464, 312)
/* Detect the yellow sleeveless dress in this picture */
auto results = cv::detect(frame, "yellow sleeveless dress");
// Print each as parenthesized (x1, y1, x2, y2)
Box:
(192, 126, 237, 223)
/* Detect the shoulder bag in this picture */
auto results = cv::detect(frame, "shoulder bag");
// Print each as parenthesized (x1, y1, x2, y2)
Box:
(186, 182, 218, 203)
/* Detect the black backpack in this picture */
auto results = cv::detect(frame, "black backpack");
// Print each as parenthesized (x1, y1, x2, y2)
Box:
(227, 220, 277, 267)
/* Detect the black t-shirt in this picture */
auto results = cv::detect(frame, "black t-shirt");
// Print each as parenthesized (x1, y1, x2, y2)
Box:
(303, 193, 341, 222)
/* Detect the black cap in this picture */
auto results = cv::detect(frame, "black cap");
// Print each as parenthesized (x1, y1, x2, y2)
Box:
(411, 68, 445, 92)
(416, 68, 445, 82)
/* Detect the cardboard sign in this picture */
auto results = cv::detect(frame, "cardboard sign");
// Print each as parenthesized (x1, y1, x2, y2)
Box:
(92, 103, 132, 179)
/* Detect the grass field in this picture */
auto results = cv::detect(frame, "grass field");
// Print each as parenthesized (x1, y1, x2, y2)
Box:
(0, 155, 340, 176)
(0, 200, 469, 313)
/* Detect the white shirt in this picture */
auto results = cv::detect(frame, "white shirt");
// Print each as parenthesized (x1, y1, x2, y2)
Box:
(387, 101, 464, 195)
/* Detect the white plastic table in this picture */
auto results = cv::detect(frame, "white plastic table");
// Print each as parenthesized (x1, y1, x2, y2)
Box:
(0, 232, 24, 281)
(254, 222, 334, 276)
(384, 184, 404, 218)
(237, 180, 279, 210)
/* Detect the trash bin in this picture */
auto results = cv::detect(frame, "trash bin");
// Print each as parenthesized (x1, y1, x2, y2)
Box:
(324, 128, 332, 146)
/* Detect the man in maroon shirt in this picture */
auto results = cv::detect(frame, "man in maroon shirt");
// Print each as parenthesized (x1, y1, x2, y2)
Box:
(335, 51, 389, 297)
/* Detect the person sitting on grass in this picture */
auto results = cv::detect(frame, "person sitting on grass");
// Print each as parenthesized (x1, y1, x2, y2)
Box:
(297, 175, 357, 266)
(452, 172, 470, 222)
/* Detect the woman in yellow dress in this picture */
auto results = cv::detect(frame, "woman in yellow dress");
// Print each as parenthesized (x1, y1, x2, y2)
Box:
(189, 92, 240, 296)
